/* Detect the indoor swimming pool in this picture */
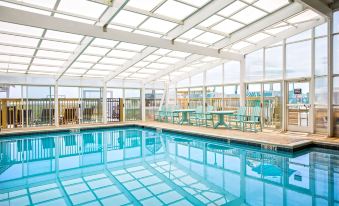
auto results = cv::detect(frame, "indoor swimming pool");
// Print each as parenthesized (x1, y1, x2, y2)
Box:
(0, 127, 338, 206)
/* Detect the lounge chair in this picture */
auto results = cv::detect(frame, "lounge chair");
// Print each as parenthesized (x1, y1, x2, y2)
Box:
(243, 107, 262, 132)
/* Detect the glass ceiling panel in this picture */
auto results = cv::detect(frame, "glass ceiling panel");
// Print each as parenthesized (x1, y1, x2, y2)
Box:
(194, 32, 224, 44)
(0, 55, 31, 63)
(100, 57, 127, 65)
(155, 0, 196, 20)
(108, 50, 137, 59)
(157, 57, 180, 64)
(45, 30, 84, 43)
(126, 0, 163, 11)
(179, 0, 210, 7)
(71, 61, 93, 68)
(57, 0, 107, 19)
(54, 13, 95, 24)
(147, 63, 169, 69)
(116, 42, 146, 52)
(36, 50, 71, 59)
(253, 0, 289, 13)
(265, 23, 292, 35)
(230, 6, 267, 24)
(0, 63, 28, 70)
(130, 73, 150, 78)
(246, 32, 271, 43)
(167, 51, 191, 58)
(0, 33, 40, 47)
(30, 65, 60, 72)
(179, 66, 195, 72)
(111, 10, 148, 27)
(218, 1, 247, 17)
(144, 55, 161, 62)
(154, 49, 171, 55)
(93, 64, 119, 71)
(180, 29, 204, 40)
(0, 45, 35, 56)
(287, 10, 320, 24)
(32, 58, 65, 66)
(66, 68, 86, 74)
(0, 1, 51, 15)
(231, 41, 253, 50)
(199, 15, 224, 28)
(138, 68, 159, 74)
(87, 70, 110, 75)
(83, 46, 110, 55)
(0, 21, 44, 36)
(134, 61, 149, 67)
(125, 67, 140, 72)
(40, 40, 78, 52)
(108, 25, 134, 32)
(91, 38, 119, 48)
(139, 18, 177, 34)
(77, 55, 101, 63)
(212, 19, 244, 34)
(19, 0, 57, 9)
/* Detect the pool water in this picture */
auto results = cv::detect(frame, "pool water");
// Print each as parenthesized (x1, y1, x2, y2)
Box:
(0, 127, 338, 206)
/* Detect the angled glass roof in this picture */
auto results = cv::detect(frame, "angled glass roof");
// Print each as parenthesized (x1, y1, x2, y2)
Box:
(0, 0, 326, 82)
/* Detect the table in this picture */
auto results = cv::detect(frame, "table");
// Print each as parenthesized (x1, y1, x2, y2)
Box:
(173, 109, 196, 125)
(209, 110, 236, 129)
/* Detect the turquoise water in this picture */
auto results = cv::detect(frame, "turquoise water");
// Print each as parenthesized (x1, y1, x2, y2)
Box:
(0, 127, 338, 206)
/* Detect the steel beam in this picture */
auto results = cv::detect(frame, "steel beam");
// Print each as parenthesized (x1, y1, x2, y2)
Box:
(296, 0, 332, 17)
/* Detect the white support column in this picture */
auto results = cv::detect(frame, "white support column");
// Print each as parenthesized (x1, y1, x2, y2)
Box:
(310, 27, 316, 134)
(328, 16, 334, 137)
(102, 82, 107, 124)
(141, 86, 146, 121)
(54, 81, 59, 127)
(165, 83, 170, 108)
(240, 59, 246, 107)
(282, 39, 287, 132)
(203, 71, 206, 113)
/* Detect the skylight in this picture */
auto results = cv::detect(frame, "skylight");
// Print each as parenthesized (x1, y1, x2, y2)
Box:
(181, 29, 204, 40)
(231, 41, 253, 50)
(231, 6, 267, 24)
(116, 42, 146, 52)
(194, 32, 224, 44)
(91, 39, 119, 48)
(33, 58, 65, 66)
(40, 40, 78, 52)
(57, 0, 107, 19)
(0, 45, 35, 56)
(111, 10, 148, 27)
(0, 21, 44, 36)
(254, 0, 289, 12)
(83, 46, 110, 55)
(36, 50, 71, 59)
(246, 33, 271, 43)
(140, 18, 177, 34)
(155, 0, 196, 20)
(126, 0, 162, 11)
(0, 33, 40, 47)
(179, 0, 210, 7)
(100, 57, 128, 65)
(76, 55, 101, 63)
(0, 55, 31, 64)
(199, 15, 223, 28)
(45, 30, 84, 43)
(287, 10, 320, 24)
(108, 50, 137, 59)
(218, 1, 247, 17)
(212, 19, 244, 34)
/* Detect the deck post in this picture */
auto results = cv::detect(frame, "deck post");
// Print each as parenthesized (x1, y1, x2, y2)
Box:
(102, 82, 107, 124)
(54, 81, 59, 127)
(1, 99, 7, 129)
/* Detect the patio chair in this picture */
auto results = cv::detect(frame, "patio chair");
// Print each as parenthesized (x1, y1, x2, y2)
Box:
(243, 106, 262, 132)
(166, 105, 180, 123)
(198, 105, 214, 127)
(189, 106, 203, 126)
(229, 106, 246, 131)
(154, 106, 167, 122)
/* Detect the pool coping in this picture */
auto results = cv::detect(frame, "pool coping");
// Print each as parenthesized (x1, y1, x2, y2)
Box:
(0, 123, 338, 152)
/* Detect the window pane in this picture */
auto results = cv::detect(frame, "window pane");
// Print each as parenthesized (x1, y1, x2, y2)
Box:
(315, 37, 328, 76)
(334, 77, 339, 105)
(177, 78, 189, 88)
(334, 11, 339, 33)
(315, 77, 328, 105)
(190, 73, 203, 87)
(224, 61, 240, 84)
(265, 46, 282, 80)
(59, 87, 79, 98)
(224, 85, 240, 110)
(286, 30, 312, 43)
(315, 23, 327, 37)
(27, 86, 51, 98)
(107, 88, 123, 98)
(125, 89, 140, 98)
(286, 41, 311, 78)
(334, 35, 339, 74)
(245, 49, 263, 81)
(206, 65, 222, 85)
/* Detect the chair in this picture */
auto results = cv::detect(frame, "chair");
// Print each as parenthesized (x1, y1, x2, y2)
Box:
(243, 107, 262, 132)
(229, 106, 246, 131)
(154, 106, 167, 122)
(189, 106, 203, 126)
(200, 105, 214, 127)
(166, 105, 180, 123)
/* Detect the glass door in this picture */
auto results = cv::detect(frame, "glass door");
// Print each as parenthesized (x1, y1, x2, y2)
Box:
(287, 81, 312, 132)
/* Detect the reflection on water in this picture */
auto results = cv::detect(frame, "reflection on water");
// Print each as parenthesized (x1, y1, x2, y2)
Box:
(0, 128, 339, 206)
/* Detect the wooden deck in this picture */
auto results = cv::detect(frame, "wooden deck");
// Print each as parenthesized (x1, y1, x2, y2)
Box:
(0, 121, 338, 150)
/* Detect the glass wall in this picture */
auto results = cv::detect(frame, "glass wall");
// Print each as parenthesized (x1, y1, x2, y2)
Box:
(145, 89, 163, 121)
(205, 86, 223, 110)
(189, 87, 203, 109)
(334, 11, 339, 136)
(224, 85, 240, 110)
(245, 49, 263, 81)
(124, 89, 141, 121)
(80, 87, 102, 123)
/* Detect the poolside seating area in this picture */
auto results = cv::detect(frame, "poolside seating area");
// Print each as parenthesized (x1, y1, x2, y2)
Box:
(155, 105, 262, 132)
